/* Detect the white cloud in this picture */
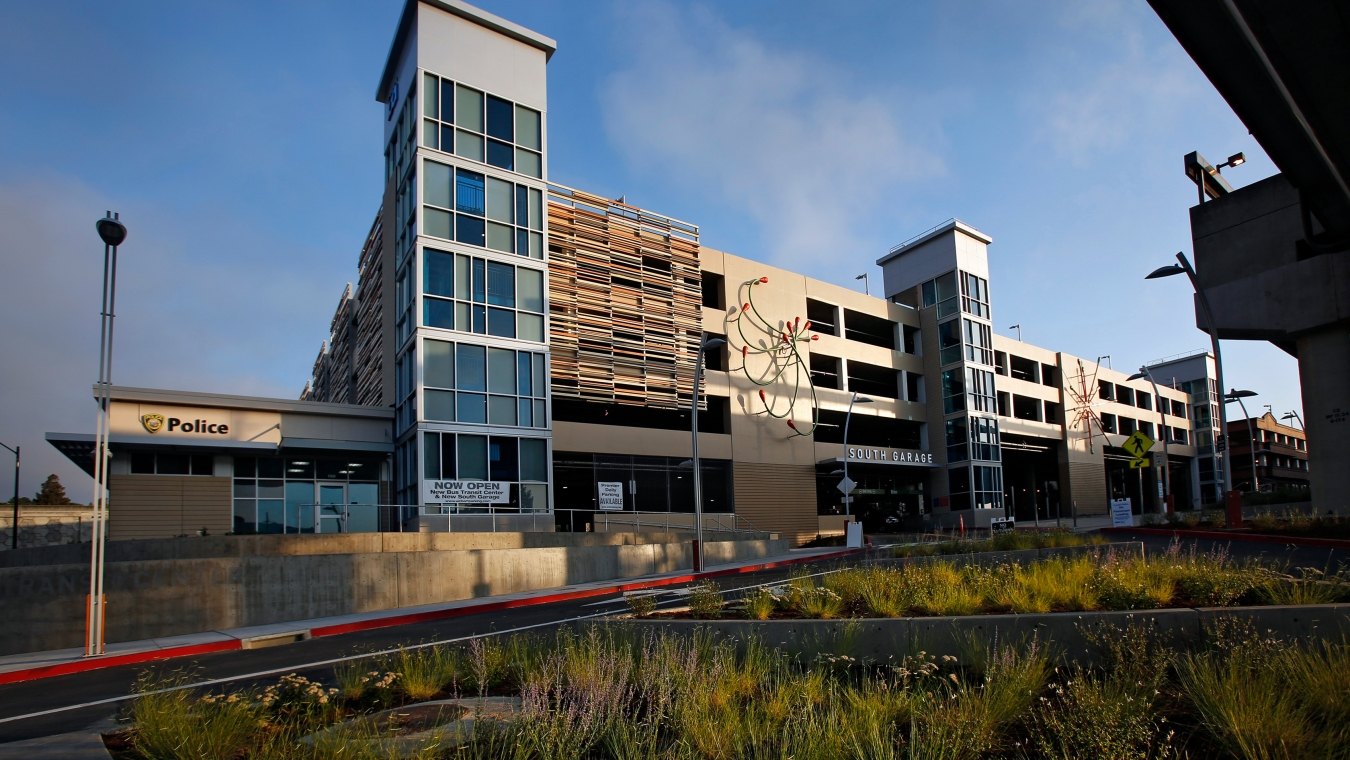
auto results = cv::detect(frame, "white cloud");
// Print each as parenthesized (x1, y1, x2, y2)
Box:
(1035, 3, 1203, 166)
(599, 2, 944, 270)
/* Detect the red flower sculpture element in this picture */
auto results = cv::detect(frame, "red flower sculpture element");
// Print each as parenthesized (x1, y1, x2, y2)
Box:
(742, 345, 749, 357)
(811, 334, 819, 340)
(786, 419, 797, 430)
(742, 303, 750, 312)
(758, 276, 769, 284)
(803, 320, 812, 330)
(793, 316, 800, 331)
(758, 388, 767, 403)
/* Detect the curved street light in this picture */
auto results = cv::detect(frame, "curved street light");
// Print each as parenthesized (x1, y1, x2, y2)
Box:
(840, 393, 873, 518)
(1145, 252, 1234, 505)
(1127, 368, 1170, 513)
(690, 333, 726, 572)
(1224, 389, 1260, 493)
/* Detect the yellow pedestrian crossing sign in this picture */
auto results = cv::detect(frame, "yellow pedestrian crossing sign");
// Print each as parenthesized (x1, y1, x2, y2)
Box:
(1122, 430, 1154, 459)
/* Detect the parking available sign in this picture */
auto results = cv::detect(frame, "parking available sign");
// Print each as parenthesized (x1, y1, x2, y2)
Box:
(423, 480, 509, 504)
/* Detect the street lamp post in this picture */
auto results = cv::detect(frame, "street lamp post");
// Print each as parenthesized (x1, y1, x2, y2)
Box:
(855, 272, 869, 296)
(1225, 389, 1260, 493)
(0, 442, 17, 550)
(1127, 368, 1171, 514)
(1146, 252, 1235, 519)
(840, 393, 873, 518)
(1280, 411, 1304, 431)
(691, 333, 726, 573)
(87, 212, 126, 657)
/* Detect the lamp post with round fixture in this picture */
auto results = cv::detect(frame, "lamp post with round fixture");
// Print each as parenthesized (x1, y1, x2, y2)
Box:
(87, 211, 126, 657)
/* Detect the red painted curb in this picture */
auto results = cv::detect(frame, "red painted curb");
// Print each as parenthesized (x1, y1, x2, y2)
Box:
(1102, 526, 1350, 549)
(0, 639, 241, 686)
(0, 549, 860, 683)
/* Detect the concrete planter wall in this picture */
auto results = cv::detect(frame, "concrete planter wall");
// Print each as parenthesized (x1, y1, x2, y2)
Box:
(0, 533, 786, 655)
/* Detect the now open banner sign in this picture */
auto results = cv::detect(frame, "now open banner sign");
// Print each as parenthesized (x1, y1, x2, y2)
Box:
(423, 480, 510, 504)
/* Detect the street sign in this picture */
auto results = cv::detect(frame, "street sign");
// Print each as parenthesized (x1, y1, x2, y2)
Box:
(1128, 456, 1151, 469)
(1122, 430, 1154, 459)
(1215, 434, 1227, 452)
(837, 476, 856, 495)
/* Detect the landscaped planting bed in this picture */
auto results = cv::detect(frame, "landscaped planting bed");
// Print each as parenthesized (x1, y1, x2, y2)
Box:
(107, 548, 1350, 758)
(112, 620, 1350, 759)
(887, 529, 1106, 558)
(663, 545, 1349, 621)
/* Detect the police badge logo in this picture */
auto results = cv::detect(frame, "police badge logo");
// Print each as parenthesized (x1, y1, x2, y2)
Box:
(141, 414, 166, 434)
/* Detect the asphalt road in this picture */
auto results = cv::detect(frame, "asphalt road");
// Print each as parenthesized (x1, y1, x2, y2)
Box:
(0, 563, 822, 744)
(0, 533, 1342, 745)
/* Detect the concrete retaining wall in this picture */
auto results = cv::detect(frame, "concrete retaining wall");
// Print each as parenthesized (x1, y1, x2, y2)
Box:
(620, 605, 1350, 664)
(0, 533, 787, 655)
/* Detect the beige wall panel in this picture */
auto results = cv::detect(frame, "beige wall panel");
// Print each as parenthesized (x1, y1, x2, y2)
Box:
(108, 475, 232, 540)
(553, 421, 731, 460)
(732, 461, 818, 545)
(1060, 458, 1109, 517)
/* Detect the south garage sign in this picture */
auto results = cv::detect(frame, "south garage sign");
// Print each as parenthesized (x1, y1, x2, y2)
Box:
(845, 446, 936, 466)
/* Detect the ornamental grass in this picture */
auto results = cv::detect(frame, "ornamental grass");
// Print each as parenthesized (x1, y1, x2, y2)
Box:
(736, 546, 1350, 620)
(120, 621, 1350, 759)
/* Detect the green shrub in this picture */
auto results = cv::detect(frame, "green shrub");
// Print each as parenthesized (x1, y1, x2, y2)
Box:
(741, 586, 777, 620)
(130, 673, 262, 760)
(626, 592, 658, 617)
(688, 581, 724, 619)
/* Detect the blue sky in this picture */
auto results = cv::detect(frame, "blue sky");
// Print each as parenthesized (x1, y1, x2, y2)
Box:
(0, 0, 1301, 498)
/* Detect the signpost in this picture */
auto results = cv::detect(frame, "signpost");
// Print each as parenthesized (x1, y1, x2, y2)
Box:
(990, 516, 1015, 533)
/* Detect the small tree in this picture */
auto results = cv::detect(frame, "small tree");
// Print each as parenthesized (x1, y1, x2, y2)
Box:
(33, 474, 72, 505)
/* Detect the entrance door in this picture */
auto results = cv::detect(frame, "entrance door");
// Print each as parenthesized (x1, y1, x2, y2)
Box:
(317, 483, 347, 533)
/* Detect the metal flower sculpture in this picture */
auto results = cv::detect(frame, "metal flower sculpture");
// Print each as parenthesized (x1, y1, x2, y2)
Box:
(726, 277, 820, 437)
(1066, 358, 1110, 453)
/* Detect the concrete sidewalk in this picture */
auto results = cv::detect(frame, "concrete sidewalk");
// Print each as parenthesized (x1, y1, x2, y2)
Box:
(0, 545, 858, 686)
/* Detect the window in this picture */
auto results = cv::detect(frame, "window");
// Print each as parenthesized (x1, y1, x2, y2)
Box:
(422, 71, 543, 179)
(421, 431, 550, 511)
(130, 453, 214, 475)
(422, 160, 543, 258)
(969, 416, 1001, 462)
(942, 368, 965, 414)
(921, 271, 958, 318)
(938, 319, 961, 365)
(966, 367, 997, 413)
(422, 249, 545, 340)
(960, 272, 990, 318)
(963, 318, 992, 365)
(420, 338, 548, 428)
(946, 418, 968, 463)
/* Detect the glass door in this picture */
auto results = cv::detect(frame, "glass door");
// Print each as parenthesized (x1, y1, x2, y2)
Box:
(317, 483, 348, 533)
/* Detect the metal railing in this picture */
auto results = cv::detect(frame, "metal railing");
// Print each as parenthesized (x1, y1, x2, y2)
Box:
(235, 504, 761, 536)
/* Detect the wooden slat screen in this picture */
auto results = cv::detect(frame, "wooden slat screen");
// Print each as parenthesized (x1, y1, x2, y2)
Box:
(547, 186, 704, 409)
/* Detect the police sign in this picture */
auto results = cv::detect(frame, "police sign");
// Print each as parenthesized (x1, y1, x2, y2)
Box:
(423, 480, 509, 504)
